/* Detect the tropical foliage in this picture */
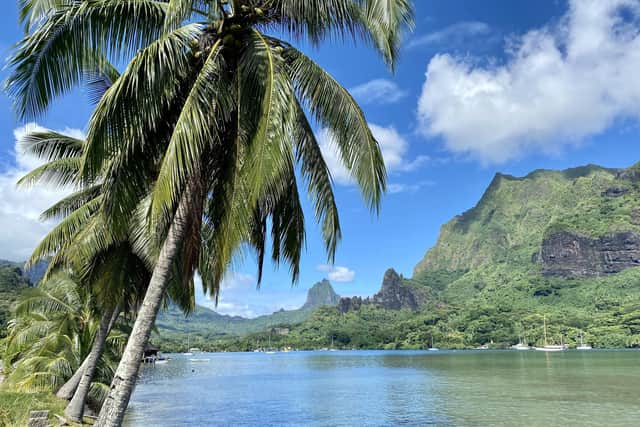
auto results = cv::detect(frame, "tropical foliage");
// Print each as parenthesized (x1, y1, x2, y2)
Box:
(0, 262, 31, 339)
(2, 274, 126, 407)
(156, 165, 640, 352)
(7, 0, 413, 423)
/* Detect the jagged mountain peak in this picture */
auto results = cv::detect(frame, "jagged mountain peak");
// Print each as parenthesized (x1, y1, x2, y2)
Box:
(302, 279, 340, 310)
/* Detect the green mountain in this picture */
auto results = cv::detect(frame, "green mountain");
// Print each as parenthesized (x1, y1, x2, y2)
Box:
(0, 261, 32, 338)
(218, 163, 640, 351)
(154, 280, 340, 350)
(302, 279, 340, 309)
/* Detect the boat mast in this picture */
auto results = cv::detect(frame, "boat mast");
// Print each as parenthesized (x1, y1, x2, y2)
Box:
(543, 315, 548, 346)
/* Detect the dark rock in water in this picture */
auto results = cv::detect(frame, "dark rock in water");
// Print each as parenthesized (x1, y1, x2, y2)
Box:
(302, 279, 340, 310)
(371, 269, 418, 311)
(540, 231, 640, 277)
(601, 187, 629, 197)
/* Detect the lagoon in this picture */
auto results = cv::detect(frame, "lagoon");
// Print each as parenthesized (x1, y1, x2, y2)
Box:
(124, 350, 640, 426)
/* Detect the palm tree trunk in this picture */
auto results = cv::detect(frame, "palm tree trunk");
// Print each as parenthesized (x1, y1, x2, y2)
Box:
(65, 305, 120, 422)
(56, 357, 89, 400)
(95, 195, 192, 427)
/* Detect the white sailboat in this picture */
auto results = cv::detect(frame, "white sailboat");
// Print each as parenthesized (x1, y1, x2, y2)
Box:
(534, 315, 567, 352)
(265, 332, 276, 354)
(188, 346, 209, 362)
(428, 335, 439, 351)
(577, 332, 592, 350)
(511, 335, 531, 350)
(329, 335, 338, 351)
(183, 335, 193, 356)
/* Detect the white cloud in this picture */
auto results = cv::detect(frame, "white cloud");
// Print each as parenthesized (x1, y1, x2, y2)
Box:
(408, 21, 490, 49)
(316, 264, 355, 283)
(350, 79, 408, 105)
(0, 124, 81, 261)
(418, 0, 640, 164)
(387, 180, 435, 194)
(319, 124, 427, 185)
(220, 272, 255, 290)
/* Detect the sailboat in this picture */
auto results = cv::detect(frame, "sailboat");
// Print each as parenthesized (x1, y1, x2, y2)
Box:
(329, 335, 338, 351)
(577, 331, 592, 350)
(534, 315, 567, 352)
(183, 335, 193, 356)
(511, 335, 531, 350)
(428, 335, 439, 351)
(265, 332, 276, 354)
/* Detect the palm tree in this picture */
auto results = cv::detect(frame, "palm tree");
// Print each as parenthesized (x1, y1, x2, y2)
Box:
(3, 274, 119, 399)
(16, 128, 196, 422)
(7, 1, 414, 425)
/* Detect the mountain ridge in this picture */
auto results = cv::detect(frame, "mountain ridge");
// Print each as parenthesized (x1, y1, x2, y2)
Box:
(225, 162, 640, 351)
(155, 279, 341, 349)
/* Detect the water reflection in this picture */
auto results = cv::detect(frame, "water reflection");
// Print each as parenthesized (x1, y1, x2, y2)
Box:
(125, 350, 640, 426)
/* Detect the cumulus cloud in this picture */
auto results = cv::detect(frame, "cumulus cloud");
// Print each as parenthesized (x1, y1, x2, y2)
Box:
(418, 0, 640, 164)
(408, 21, 491, 49)
(317, 264, 355, 282)
(319, 124, 428, 185)
(0, 124, 81, 261)
(350, 79, 408, 105)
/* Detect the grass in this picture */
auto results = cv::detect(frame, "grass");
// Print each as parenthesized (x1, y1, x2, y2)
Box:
(0, 388, 89, 427)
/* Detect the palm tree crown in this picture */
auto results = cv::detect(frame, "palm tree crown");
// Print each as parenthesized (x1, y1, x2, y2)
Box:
(6, 1, 414, 425)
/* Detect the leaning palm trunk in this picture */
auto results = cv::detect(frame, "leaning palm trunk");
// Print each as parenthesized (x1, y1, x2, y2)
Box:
(65, 305, 120, 422)
(95, 196, 191, 427)
(56, 357, 89, 399)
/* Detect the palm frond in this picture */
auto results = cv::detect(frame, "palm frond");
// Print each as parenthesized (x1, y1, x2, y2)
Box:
(150, 38, 231, 224)
(164, 0, 220, 32)
(84, 60, 121, 105)
(16, 157, 81, 189)
(40, 185, 101, 221)
(18, 0, 70, 31)
(18, 129, 84, 162)
(291, 97, 341, 261)
(283, 45, 386, 211)
(360, 0, 414, 69)
(7, 0, 169, 119)
(27, 196, 102, 268)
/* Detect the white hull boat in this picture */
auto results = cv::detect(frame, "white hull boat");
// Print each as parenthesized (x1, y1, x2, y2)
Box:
(535, 315, 567, 352)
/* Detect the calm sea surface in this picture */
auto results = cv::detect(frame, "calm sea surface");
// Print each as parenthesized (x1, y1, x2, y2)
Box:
(124, 350, 640, 426)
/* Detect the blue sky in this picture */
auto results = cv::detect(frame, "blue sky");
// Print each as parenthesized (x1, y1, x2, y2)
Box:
(2, 1, 640, 317)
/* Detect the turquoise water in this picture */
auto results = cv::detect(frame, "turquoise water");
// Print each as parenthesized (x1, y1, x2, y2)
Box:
(124, 350, 640, 426)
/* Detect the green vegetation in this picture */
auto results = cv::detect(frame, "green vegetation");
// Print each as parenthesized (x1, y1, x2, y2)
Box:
(0, 389, 71, 427)
(154, 279, 341, 351)
(0, 262, 30, 339)
(3, 275, 126, 405)
(7, 0, 413, 422)
(188, 165, 640, 352)
(415, 165, 640, 274)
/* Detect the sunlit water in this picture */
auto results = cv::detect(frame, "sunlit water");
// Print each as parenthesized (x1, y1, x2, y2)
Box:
(124, 350, 640, 426)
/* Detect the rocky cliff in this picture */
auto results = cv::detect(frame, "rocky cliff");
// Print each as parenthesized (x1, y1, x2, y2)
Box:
(371, 269, 419, 310)
(414, 163, 640, 278)
(539, 231, 640, 277)
(302, 279, 341, 309)
(339, 268, 419, 313)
